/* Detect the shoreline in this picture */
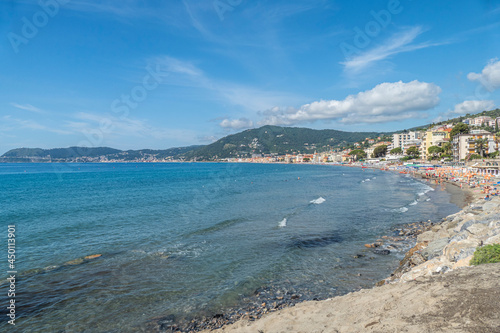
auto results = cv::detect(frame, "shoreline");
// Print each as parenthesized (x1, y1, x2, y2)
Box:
(151, 167, 483, 332)
(196, 167, 500, 333)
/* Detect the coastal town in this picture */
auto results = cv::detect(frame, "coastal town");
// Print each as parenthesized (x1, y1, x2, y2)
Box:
(224, 114, 500, 166)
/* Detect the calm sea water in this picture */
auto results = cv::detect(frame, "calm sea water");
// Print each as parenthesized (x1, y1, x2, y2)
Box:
(0, 163, 460, 332)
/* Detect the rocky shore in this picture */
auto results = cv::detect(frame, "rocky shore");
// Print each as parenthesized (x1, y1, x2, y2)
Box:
(147, 221, 438, 333)
(146, 171, 500, 333)
(193, 175, 500, 333)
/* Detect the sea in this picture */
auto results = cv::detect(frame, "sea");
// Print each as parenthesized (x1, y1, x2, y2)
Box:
(0, 163, 461, 332)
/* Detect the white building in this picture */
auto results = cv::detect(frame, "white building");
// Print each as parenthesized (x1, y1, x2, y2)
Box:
(452, 130, 496, 161)
(392, 132, 422, 150)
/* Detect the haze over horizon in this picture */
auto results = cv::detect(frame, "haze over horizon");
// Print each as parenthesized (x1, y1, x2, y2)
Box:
(1, 0, 500, 155)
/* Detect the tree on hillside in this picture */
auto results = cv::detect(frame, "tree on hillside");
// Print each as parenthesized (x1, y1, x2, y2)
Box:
(372, 145, 388, 158)
(450, 123, 469, 138)
(475, 138, 488, 158)
(428, 146, 443, 160)
(349, 149, 367, 160)
(406, 146, 420, 159)
(390, 147, 403, 155)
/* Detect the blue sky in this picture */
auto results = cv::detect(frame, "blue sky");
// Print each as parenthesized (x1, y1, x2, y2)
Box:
(1, 0, 500, 154)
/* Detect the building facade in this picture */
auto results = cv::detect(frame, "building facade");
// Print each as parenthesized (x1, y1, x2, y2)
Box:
(452, 130, 496, 161)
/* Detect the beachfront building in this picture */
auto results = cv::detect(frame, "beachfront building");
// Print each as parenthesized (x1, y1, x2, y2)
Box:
(364, 141, 392, 158)
(452, 130, 496, 161)
(470, 160, 500, 176)
(420, 128, 451, 160)
(391, 131, 422, 152)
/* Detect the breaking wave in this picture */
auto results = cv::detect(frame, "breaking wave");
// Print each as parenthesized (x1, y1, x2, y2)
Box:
(310, 197, 326, 205)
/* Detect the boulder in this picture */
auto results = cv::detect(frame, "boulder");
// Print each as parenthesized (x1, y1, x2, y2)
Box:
(482, 201, 498, 212)
(373, 249, 391, 255)
(409, 253, 426, 266)
(449, 231, 469, 243)
(443, 239, 481, 262)
(451, 255, 473, 269)
(400, 258, 446, 282)
(84, 254, 102, 260)
(466, 224, 491, 239)
(407, 242, 427, 256)
(417, 231, 437, 243)
(421, 238, 449, 260)
(485, 234, 500, 245)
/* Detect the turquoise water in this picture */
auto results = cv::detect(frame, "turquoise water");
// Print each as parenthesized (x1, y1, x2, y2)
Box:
(0, 163, 460, 331)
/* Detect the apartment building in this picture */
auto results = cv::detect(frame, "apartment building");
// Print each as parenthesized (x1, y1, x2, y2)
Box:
(392, 131, 422, 152)
(420, 129, 451, 159)
(452, 130, 496, 161)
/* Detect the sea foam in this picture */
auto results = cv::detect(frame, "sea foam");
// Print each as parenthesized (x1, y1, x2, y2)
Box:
(310, 197, 326, 204)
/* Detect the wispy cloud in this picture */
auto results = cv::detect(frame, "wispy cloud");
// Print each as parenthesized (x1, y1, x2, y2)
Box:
(341, 26, 446, 74)
(69, 112, 199, 143)
(2, 115, 71, 134)
(10, 103, 44, 113)
(151, 55, 305, 111)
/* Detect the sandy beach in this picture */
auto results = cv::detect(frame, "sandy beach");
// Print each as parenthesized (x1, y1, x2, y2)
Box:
(201, 168, 500, 333)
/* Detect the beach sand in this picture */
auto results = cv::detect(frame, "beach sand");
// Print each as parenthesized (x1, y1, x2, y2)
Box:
(204, 263, 500, 333)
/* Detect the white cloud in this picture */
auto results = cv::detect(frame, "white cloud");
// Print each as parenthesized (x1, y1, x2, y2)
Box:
(10, 103, 44, 113)
(451, 100, 495, 115)
(341, 26, 446, 73)
(259, 80, 441, 126)
(467, 58, 500, 92)
(219, 117, 254, 130)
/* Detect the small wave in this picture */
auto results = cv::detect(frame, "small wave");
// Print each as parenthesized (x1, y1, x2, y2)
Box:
(372, 177, 376, 179)
(278, 218, 287, 228)
(389, 206, 408, 213)
(426, 198, 431, 201)
(310, 197, 326, 205)
(409, 200, 418, 206)
(365, 178, 371, 182)
(418, 192, 425, 196)
(188, 218, 247, 236)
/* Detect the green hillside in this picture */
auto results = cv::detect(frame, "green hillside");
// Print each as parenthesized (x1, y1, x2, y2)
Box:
(2, 147, 121, 159)
(184, 125, 386, 160)
(1, 146, 201, 162)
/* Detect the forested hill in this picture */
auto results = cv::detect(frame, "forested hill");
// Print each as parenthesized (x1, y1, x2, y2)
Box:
(184, 125, 386, 160)
(0, 146, 201, 162)
(1, 126, 388, 162)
